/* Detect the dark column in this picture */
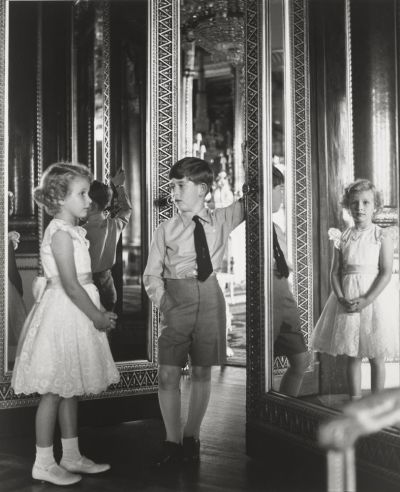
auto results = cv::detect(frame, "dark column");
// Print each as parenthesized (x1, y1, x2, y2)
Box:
(351, 0, 397, 207)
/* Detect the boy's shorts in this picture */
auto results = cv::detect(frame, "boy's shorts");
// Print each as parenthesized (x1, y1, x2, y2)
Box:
(158, 275, 226, 367)
(273, 272, 307, 356)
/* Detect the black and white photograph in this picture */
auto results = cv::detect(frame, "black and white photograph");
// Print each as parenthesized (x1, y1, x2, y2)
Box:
(1, 1, 400, 491)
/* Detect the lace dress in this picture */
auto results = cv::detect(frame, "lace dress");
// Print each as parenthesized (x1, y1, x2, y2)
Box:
(312, 224, 399, 358)
(12, 219, 120, 397)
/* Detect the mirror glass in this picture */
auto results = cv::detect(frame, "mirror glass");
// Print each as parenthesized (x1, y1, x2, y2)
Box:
(271, 0, 400, 409)
(7, 0, 149, 371)
(180, 0, 246, 366)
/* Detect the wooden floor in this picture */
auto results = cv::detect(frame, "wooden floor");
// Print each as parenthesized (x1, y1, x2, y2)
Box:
(3, 365, 397, 491)
(1, 366, 317, 492)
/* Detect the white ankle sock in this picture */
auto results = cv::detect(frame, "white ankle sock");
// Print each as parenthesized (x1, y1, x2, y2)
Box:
(35, 445, 56, 469)
(61, 437, 81, 462)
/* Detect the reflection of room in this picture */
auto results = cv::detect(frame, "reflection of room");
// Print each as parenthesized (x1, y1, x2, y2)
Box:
(7, 1, 149, 367)
(181, 0, 246, 365)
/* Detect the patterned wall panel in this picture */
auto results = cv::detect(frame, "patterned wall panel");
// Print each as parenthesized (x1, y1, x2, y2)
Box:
(245, 0, 265, 420)
(0, 0, 5, 384)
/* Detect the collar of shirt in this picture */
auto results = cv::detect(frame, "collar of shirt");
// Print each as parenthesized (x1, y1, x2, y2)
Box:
(178, 207, 211, 228)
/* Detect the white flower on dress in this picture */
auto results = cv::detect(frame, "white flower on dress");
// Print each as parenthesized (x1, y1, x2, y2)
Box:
(328, 227, 342, 249)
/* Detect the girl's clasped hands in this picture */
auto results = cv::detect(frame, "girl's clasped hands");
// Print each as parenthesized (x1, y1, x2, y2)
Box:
(338, 296, 369, 313)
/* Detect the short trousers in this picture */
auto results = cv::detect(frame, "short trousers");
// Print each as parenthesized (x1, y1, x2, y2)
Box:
(93, 269, 117, 312)
(273, 272, 307, 357)
(158, 275, 226, 367)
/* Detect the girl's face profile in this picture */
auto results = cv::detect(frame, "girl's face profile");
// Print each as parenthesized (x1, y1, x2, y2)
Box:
(348, 189, 375, 227)
(58, 177, 92, 222)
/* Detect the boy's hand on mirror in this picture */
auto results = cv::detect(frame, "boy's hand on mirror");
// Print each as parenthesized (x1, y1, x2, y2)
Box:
(111, 168, 125, 187)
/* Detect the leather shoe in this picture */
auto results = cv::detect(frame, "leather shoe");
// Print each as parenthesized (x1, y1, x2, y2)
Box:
(182, 436, 200, 462)
(60, 456, 110, 474)
(155, 441, 183, 467)
(32, 463, 82, 486)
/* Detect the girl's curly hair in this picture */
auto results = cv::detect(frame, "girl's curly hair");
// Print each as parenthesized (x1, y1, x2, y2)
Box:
(34, 162, 93, 216)
(342, 179, 383, 210)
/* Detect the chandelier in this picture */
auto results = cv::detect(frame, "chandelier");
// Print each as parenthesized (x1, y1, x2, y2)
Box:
(181, 0, 245, 66)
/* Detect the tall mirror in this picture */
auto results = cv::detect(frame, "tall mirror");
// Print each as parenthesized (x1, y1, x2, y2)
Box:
(6, 0, 148, 370)
(180, 0, 247, 367)
(269, 0, 400, 407)
(307, 0, 399, 409)
(2, 0, 178, 407)
(259, 0, 400, 468)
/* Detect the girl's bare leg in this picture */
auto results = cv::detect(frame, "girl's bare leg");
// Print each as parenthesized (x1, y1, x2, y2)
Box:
(347, 356, 362, 398)
(370, 356, 386, 393)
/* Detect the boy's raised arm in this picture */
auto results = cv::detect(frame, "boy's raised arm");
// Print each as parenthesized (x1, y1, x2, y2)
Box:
(112, 185, 132, 230)
(214, 197, 245, 231)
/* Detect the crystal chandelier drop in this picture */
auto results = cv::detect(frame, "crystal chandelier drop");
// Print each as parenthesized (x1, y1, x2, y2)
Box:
(181, 0, 245, 66)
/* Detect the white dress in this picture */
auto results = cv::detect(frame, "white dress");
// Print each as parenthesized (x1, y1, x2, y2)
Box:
(312, 224, 399, 359)
(12, 219, 120, 398)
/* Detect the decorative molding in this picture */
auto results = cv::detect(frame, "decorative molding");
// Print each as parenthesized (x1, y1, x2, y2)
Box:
(36, 4, 43, 272)
(0, 0, 6, 383)
(102, 2, 110, 183)
(245, 0, 266, 420)
(291, 0, 313, 349)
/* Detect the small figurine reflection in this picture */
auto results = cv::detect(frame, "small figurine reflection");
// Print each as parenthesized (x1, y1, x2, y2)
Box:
(272, 167, 309, 396)
(7, 191, 27, 364)
(313, 179, 399, 400)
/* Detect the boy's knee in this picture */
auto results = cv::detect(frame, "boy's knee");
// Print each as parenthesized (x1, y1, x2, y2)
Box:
(158, 365, 181, 390)
(191, 366, 212, 382)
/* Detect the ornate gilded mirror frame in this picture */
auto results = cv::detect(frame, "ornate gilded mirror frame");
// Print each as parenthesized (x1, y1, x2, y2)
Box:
(0, 0, 179, 408)
(246, 0, 400, 482)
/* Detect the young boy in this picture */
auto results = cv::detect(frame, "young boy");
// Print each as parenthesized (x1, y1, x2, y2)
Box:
(143, 157, 244, 466)
(272, 166, 309, 396)
(83, 168, 132, 311)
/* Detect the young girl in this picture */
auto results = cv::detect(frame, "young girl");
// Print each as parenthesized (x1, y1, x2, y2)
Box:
(313, 179, 398, 400)
(11, 163, 120, 486)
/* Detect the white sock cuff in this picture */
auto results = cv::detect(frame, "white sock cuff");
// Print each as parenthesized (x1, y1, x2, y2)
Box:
(61, 436, 79, 450)
(35, 444, 53, 457)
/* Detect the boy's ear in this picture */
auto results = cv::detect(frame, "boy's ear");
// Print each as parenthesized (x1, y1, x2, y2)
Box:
(199, 183, 208, 196)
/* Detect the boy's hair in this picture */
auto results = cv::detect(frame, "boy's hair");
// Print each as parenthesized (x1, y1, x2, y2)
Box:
(169, 157, 214, 193)
(342, 179, 382, 209)
(89, 180, 113, 211)
(273, 165, 285, 187)
(34, 162, 92, 216)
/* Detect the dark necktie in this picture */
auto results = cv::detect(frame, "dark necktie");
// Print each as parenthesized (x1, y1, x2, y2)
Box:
(273, 224, 289, 278)
(192, 215, 213, 281)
